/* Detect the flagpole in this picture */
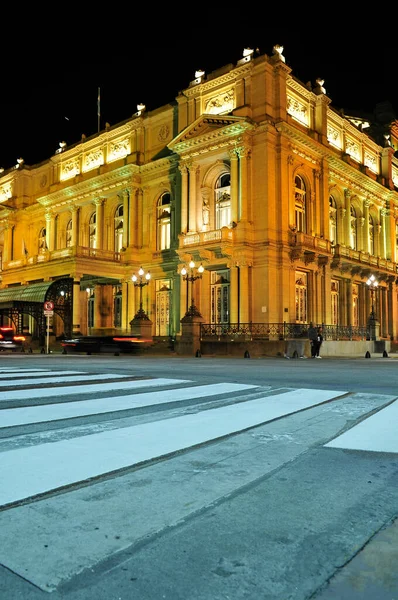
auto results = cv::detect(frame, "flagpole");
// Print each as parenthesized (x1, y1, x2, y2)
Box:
(97, 87, 101, 133)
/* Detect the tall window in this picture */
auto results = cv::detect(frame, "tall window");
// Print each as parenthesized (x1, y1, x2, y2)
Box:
(114, 205, 124, 252)
(295, 272, 307, 323)
(157, 193, 171, 250)
(215, 173, 231, 229)
(294, 175, 307, 233)
(211, 270, 230, 324)
(113, 285, 122, 328)
(38, 227, 47, 252)
(352, 283, 359, 326)
(66, 219, 72, 248)
(89, 212, 96, 248)
(329, 196, 337, 245)
(331, 280, 339, 325)
(369, 215, 374, 255)
(350, 206, 357, 249)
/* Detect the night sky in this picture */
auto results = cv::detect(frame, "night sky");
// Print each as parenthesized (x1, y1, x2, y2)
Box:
(0, 24, 395, 171)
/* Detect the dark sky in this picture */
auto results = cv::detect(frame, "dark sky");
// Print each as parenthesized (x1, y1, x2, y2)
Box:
(0, 23, 395, 171)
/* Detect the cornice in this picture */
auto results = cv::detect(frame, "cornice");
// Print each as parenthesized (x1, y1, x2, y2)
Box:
(37, 164, 141, 207)
(182, 63, 252, 99)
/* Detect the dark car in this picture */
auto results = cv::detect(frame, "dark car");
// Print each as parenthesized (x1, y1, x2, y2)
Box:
(60, 334, 150, 355)
(0, 327, 26, 352)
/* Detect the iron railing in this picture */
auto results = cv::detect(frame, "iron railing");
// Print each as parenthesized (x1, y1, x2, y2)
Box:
(200, 322, 371, 341)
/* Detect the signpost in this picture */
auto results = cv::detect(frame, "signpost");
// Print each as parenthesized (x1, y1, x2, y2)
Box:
(43, 301, 54, 354)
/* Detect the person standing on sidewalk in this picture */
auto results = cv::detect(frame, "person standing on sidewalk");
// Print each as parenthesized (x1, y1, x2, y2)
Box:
(314, 327, 323, 358)
(308, 323, 318, 358)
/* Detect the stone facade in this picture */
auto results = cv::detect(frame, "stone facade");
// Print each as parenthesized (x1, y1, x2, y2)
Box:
(0, 45, 398, 348)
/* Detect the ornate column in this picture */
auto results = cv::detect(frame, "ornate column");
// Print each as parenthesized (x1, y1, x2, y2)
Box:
(72, 278, 81, 336)
(230, 150, 239, 224)
(71, 207, 78, 246)
(179, 164, 188, 234)
(363, 200, 370, 253)
(137, 187, 144, 247)
(236, 146, 249, 221)
(122, 189, 129, 249)
(188, 162, 198, 232)
(45, 212, 52, 251)
(344, 189, 351, 246)
(357, 217, 365, 252)
(336, 208, 345, 246)
(229, 263, 239, 323)
(380, 208, 387, 259)
(95, 198, 104, 249)
(128, 186, 137, 247)
(239, 264, 250, 324)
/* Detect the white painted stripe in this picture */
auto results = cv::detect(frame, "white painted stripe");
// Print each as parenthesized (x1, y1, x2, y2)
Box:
(0, 368, 53, 372)
(0, 383, 257, 428)
(0, 378, 191, 402)
(0, 388, 345, 506)
(325, 398, 398, 453)
(0, 371, 83, 380)
(0, 373, 129, 388)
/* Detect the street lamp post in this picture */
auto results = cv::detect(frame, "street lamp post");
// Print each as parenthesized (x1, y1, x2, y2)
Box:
(181, 261, 204, 317)
(366, 274, 378, 320)
(132, 266, 151, 320)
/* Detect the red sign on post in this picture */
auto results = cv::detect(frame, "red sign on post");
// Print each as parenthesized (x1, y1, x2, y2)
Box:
(44, 301, 54, 311)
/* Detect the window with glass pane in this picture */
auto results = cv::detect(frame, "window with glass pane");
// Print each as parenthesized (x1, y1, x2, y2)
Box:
(38, 227, 47, 252)
(294, 175, 306, 232)
(114, 205, 124, 252)
(369, 215, 374, 255)
(352, 283, 359, 326)
(66, 220, 72, 247)
(215, 173, 231, 229)
(157, 193, 171, 250)
(89, 212, 96, 248)
(295, 272, 307, 323)
(329, 196, 337, 245)
(350, 206, 357, 249)
(211, 270, 230, 323)
(331, 280, 339, 325)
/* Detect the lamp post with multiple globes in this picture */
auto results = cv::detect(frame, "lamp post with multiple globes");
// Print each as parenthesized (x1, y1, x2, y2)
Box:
(132, 267, 151, 320)
(366, 274, 378, 320)
(181, 261, 204, 317)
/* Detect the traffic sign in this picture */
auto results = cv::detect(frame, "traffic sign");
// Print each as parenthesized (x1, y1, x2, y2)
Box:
(44, 310, 54, 317)
(44, 301, 54, 311)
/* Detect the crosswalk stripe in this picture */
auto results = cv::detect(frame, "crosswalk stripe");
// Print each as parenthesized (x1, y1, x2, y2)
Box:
(0, 373, 129, 388)
(325, 398, 398, 453)
(0, 383, 258, 428)
(0, 377, 191, 402)
(0, 371, 84, 380)
(0, 388, 346, 506)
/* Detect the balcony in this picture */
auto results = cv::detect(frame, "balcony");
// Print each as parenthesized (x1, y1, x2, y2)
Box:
(3, 246, 121, 271)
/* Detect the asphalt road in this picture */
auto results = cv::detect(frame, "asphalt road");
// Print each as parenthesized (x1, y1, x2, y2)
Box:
(0, 354, 397, 600)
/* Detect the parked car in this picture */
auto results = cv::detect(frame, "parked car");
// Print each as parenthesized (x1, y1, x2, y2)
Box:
(60, 334, 150, 355)
(0, 327, 26, 352)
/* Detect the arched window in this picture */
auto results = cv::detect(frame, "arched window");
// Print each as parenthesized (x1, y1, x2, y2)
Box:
(157, 193, 171, 250)
(329, 196, 337, 245)
(66, 219, 72, 248)
(215, 173, 231, 229)
(114, 205, 124, 252)
(369, 214, 374, 255)
(294, 175, 307, 233)
(89, 212, 96, 248)
(350, 206, 357, 249)
(38, 227, 47, 252)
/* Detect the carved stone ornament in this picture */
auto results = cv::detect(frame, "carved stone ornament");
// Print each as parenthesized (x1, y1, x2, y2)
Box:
(158, 124, 170, 142)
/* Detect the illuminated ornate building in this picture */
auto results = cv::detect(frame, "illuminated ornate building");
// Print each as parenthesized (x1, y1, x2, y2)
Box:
(0, 45, 398, 351)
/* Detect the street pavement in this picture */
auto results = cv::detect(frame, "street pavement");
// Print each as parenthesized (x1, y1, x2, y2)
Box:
(0, 359, 397, 599)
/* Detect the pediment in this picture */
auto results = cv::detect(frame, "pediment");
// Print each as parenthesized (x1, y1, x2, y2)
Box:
(168, 114, 253, 154)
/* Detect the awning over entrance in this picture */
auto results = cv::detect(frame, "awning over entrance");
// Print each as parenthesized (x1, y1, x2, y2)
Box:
(0, 281, 54, 305)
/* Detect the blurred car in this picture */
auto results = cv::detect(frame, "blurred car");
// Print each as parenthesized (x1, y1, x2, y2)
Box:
(60, 334, 150, 355)
(0, 327, 26, 352)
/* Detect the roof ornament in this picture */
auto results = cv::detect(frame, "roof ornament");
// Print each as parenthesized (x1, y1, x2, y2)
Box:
(314, 78, 326, 95)
(272, 44, 285, 63)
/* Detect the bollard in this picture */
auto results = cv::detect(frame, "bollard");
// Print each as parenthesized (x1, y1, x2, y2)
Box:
(292, 350, 299, 359)
(40, 347, 45, 354)
(383, 350, 388, 358)
(365, 350, 371, 358)
(195, 349, 202, 357)
(244, 350, 250, 359)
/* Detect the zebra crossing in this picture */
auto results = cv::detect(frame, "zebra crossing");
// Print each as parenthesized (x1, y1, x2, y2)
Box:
(0, 366, 397, 593)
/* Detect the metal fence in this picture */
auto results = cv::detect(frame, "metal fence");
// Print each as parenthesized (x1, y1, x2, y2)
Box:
(200, 322, 371, 341)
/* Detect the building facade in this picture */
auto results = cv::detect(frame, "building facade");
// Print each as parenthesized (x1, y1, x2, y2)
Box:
(0, 45, 398, 347)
